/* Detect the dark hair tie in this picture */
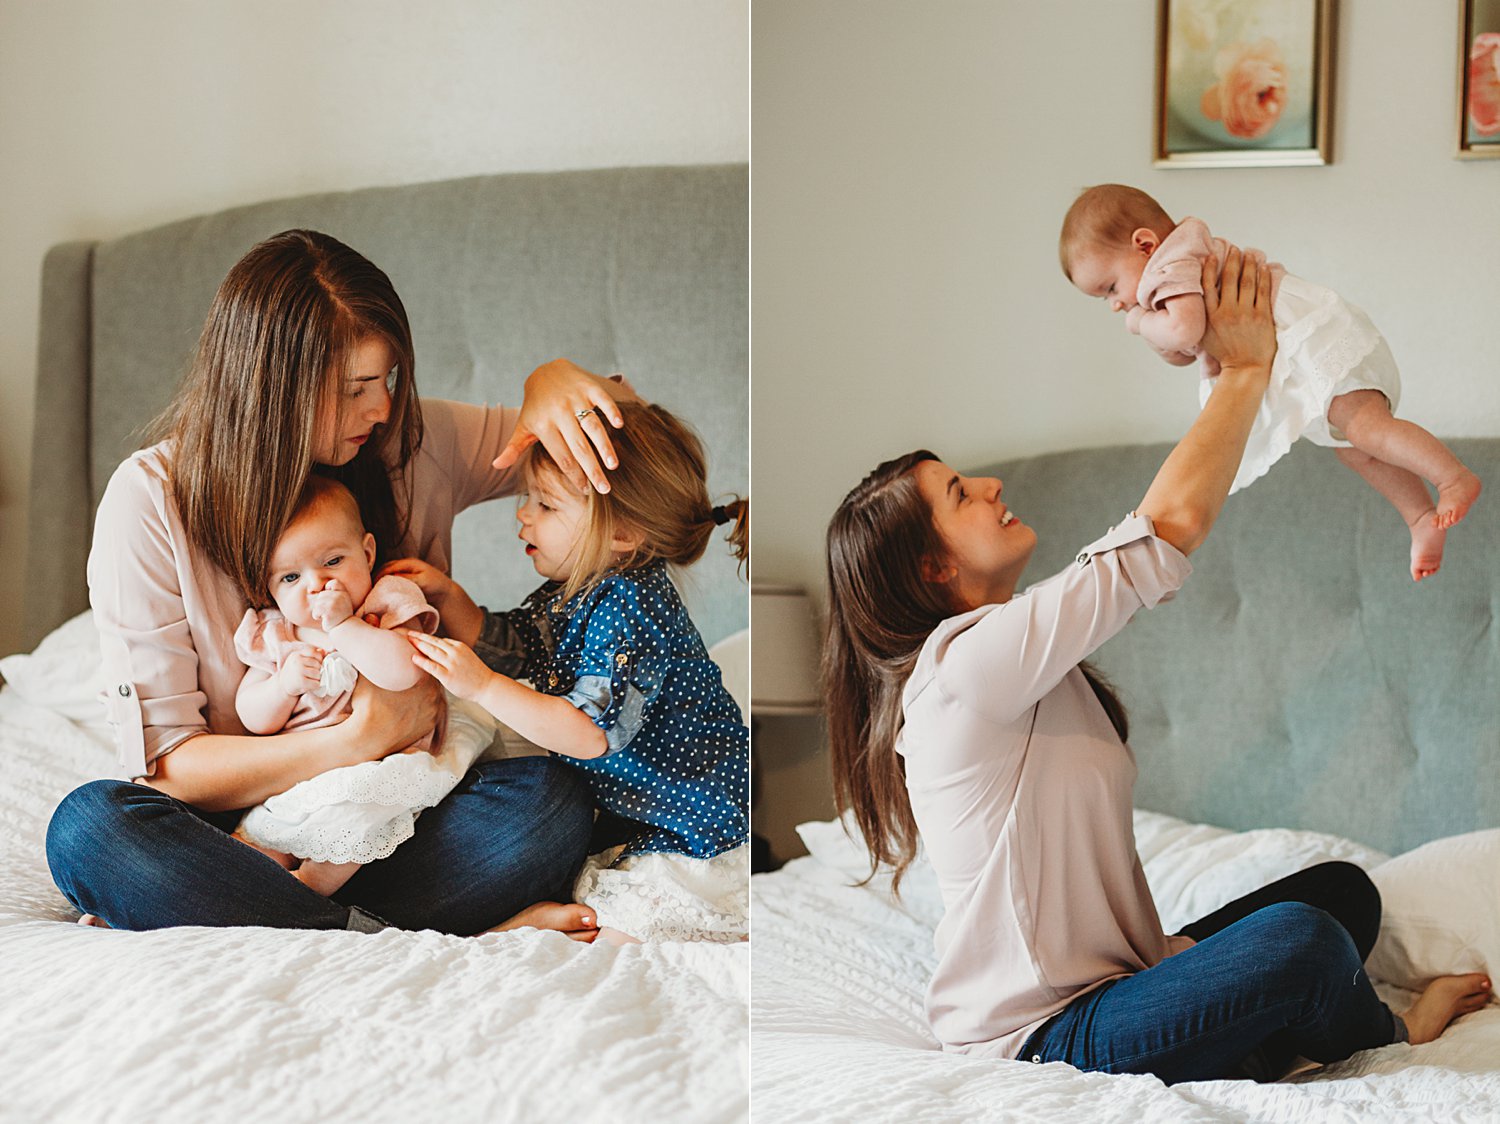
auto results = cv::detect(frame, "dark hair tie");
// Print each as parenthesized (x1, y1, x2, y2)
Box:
(711, 505, 731, 526)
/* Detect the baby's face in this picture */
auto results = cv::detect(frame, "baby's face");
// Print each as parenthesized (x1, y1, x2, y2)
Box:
(267, 507, 377, 629)
(1070, 245, 1149, 314)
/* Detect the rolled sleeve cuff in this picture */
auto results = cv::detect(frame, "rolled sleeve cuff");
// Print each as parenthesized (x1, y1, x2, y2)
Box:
(1074, 511, 1192, 608)
(563, 673, 647, 754)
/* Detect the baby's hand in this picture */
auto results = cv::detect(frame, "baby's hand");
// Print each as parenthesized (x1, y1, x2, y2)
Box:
(407, 632, 494, 702)
(379, 558, 455, 605)
(277, 649, 324, 697)
(308, 580, 355, 631)
(1124, 306, 1146, 335)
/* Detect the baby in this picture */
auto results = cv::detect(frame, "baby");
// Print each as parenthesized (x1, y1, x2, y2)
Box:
(233, 474, 492, 895)
(1061, 184, 1480, 581)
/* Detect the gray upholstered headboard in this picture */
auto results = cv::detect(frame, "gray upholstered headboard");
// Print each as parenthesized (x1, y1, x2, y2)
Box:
(973, 440, 1500, 855)
(25, 164, 748, 652)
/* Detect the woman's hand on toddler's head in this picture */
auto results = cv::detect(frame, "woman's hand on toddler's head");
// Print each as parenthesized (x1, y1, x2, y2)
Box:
(494, 358, 637, 494)
(407, 632, 494, 703)
(277, 649, 325, 698)
(307, 580, 356, 632)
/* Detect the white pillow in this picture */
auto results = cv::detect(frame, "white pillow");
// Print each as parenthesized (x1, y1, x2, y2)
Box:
(1136, 810, 1390, 935)
(0, 611, 106, 721)
(1367, 829, 1500, 993)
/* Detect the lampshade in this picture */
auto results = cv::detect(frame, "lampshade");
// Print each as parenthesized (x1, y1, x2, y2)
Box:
(751, 584, 822, 714)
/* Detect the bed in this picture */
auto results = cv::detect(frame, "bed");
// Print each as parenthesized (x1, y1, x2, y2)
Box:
(752, 440, 1500, 1122)
(4, 165, 748, 1122)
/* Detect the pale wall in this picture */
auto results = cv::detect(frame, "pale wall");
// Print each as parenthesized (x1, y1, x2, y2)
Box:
(0, 0, 747, 657)
(752, 0, 1500, 860)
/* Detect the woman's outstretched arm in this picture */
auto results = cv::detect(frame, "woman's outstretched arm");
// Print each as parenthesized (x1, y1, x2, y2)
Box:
(1138, 246, 1276, 555)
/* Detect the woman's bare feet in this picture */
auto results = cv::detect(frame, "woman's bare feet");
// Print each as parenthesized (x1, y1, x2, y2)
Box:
(1435, 469, 1482, 529)
(1402, 973, 1492, 1044)
(1408, 511, 1447, 582)
(486, 901, 599, 943)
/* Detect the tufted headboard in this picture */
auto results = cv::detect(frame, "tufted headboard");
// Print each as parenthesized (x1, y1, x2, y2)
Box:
(972, 440, 1500, 855)
(25, 164, 748, 653)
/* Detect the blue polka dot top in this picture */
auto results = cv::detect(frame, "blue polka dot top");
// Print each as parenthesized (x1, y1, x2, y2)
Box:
(475, 560, 748, 859)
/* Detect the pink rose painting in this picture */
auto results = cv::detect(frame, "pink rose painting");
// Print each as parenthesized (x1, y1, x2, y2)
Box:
(1469, 32, 1500, 138)
(1200, 38, 1289, 140)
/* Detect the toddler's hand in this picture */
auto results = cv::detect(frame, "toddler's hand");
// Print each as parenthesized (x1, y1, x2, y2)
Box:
(408, 632, 494, 702)
(1124, 306, 1145, 335)
(277, 649, 324, 697)
(308, 580, 355, 631)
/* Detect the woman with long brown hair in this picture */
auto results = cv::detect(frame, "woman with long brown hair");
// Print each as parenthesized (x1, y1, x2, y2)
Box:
(45, 228, 631, 937)
(823, 247, 1489, 1083)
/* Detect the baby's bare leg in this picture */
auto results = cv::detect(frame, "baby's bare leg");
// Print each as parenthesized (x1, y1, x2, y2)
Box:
(232, 832, 298, 871)
(294, 860, 362, 897)
(1334, 447, 1446, 582)
(1329, 390, 1481, 528)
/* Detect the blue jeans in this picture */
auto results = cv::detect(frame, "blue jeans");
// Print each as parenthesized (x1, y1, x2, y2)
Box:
(1019, 863, 1404, 1084)
(46, 755, 595, 935)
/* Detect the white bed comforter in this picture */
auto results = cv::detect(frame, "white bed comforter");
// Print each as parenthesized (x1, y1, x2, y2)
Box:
(0, 688, 747, 1123)
(751, 820, 1500, 1124)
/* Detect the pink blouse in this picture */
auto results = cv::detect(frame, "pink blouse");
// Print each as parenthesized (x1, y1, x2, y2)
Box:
(88, 399, 522, 778)
(896, 513, 1195, 1060)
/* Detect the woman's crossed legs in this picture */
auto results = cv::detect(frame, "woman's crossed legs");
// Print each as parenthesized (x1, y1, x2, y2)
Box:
(1020, 863, 1489, 1084)
(46, 755, 595, 936)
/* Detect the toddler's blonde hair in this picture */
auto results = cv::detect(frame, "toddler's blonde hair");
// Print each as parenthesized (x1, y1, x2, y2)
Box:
(1059, 184, 1176, 280)
(526, 401, 749, 605)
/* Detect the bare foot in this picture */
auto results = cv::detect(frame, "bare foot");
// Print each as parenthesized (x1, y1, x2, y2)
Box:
(1408, 511, 1446, 582)
(596, 926, 642, 946)
(486, 901, 598, 943)
(76, 914, 110, 928)
(1435, 469, 1482, 529)
(1402, 973, 1492, 1044)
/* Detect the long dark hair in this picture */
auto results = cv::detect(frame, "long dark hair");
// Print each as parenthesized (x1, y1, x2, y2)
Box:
(149, 229, 422, 603)
(823, 450, 1128, 892)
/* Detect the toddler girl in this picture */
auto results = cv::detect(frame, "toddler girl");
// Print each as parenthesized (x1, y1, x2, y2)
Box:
(398, 401, 749, 944)
(234, 474, 495, 895)
(1060, 183, 1480, 582)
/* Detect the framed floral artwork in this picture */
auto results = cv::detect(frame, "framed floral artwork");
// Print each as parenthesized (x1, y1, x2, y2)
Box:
(1154, 0, 1336, 168)
(1460, 0, 1500, 157)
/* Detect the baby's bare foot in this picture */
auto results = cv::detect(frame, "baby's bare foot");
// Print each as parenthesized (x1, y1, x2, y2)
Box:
(596, 926, 643, 947)
(486, 901, 598, 943)
(1403, 973, 1492, 1044)
(1435, 469, 1481, 529)
(1408, 512, 1446, 582)
(76, 914, 110, 928)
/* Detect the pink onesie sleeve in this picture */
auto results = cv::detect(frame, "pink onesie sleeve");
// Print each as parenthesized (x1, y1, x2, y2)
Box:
(937, 513, 1191, 725)
(1136, 218, 1216, 312)
(357, 574, 441, 634)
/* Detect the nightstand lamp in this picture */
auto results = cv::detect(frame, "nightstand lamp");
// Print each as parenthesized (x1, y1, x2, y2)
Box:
(750, 584, 822, 872)
(750, 584, 822, 715)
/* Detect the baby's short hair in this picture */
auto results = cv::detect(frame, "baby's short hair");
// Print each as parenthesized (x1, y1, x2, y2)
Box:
(1059, 184, 1176, 279)
(289, 473, 365, 535)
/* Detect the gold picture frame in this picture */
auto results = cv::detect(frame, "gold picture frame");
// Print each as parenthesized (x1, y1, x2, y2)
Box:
(1459, 0, 1500, 158)
(1154, 0, 1336, 169)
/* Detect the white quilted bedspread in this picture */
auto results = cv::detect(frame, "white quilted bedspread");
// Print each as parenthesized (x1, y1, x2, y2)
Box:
(752, 839, 1500, 1123)
(0, 690, 747, 1123)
